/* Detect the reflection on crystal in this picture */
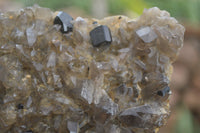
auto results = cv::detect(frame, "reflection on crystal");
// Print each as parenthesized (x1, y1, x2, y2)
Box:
(0, 5, 184, 133)
(136, 26, 158, 43)
(119, 104, 167, 129)
(26, 96, 32, 108)
(26, 25, 37, 47)
(81, 80, 94, 104)
(67, 121, 79, 133)
(47, 52, 56, 67)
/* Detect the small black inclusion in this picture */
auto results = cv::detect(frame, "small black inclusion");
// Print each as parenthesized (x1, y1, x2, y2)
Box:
(157, 90, 164, 96)
(17, 103, 24, 109)
(157, 86, 170, 97)
(23, 130, 33, 133)
(92, 21, 98, 24)
(118, 16, 122, 19)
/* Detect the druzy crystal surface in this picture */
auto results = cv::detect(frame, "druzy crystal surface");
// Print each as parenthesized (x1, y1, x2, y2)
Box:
(0, 6, 185, 133)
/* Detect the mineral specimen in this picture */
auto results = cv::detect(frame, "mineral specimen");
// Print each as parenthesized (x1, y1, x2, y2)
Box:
(0, 5, 185, 133)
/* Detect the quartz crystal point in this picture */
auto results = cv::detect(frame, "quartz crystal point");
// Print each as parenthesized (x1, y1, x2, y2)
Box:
(0, 5, 185, 133)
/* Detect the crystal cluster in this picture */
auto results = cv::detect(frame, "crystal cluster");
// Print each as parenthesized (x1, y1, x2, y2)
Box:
(0, 5, 185, 133)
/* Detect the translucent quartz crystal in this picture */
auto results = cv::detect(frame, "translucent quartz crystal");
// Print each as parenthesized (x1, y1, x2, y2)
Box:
(136, 27, 158, 43)
(0, 5, 185, 133)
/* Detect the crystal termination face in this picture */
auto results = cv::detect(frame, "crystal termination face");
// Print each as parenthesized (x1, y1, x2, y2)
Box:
(0, 5, 185, 133)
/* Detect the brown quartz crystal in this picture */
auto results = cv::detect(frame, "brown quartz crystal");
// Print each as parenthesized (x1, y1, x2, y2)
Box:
(0, 5, 185, 133)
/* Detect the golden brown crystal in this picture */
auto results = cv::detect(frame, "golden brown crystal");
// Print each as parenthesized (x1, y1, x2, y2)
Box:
(0, 5, 185, 133)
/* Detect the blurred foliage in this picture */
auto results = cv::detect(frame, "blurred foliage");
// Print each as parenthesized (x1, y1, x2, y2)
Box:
(108, 0, 148, 15)
(174, 106, 200, 133)
(145, 0, 200, 23)
(15, 0, 148, 15)
(15, 0, 200, 23)
(175, 107, 194, 133)
(16, 0, 91, 13)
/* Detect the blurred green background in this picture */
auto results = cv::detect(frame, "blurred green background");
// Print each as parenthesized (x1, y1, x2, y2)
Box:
(12, 0, 200, 24)
(1, 0, 200, 133)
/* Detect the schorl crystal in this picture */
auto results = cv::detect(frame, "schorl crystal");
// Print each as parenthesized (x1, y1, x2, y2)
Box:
(157, 86, 170, 97)
(23, 130, 33, 133)
(90, 25, 112, 47)
(54, 11, 73, 33)
(17, 104, 24, 109)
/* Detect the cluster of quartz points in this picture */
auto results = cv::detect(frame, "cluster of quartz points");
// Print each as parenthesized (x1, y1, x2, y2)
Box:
(0, 5, 184, 133)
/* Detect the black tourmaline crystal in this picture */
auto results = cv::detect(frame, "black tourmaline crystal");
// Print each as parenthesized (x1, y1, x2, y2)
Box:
(90, 25, 112, 47)
(17, 103, 24, 109)
(157, 86, 170, 97)
(54, 11, 73, 33)
(23, 130, 33, 133)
